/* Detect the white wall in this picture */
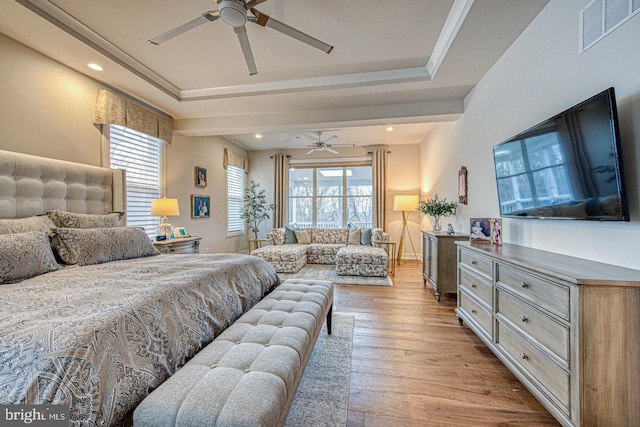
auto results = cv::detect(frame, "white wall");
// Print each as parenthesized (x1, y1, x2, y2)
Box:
(420, 0, 640, 269)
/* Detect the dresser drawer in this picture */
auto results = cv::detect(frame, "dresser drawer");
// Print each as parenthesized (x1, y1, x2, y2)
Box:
(496, 321, 570, 413)
(459, 249, 493, 280)
(496, 263, 570, 319)
(459, 268, 492, 307)
(496, 289, 569, 364)
(459, 291, 492, 339)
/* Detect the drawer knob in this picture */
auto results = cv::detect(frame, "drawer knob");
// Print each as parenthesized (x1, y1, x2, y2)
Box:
(471, 284, 477, 288)
(471, 260, 477, 265)
(520, 352, 528, 360)
(520, 315, 528, 322)
(520, 281, 528, 288)
(471, 309, 477, 314)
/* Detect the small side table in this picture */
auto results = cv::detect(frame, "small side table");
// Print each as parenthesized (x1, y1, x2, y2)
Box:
(154, 236, 202, 254)
(374, 241, 396, 276)
(248, 239, 267, 252)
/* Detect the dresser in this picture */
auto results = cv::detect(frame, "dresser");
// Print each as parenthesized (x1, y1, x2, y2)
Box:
(456, 242, 640, 427)
(153, 236, 202, 254)
(422, 231, 468, 301)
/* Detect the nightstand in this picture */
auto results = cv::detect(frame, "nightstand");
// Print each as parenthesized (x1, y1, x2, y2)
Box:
(153, 236, 202, 254)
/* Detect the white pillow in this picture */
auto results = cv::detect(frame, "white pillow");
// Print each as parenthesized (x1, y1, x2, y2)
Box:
(348, 228, 362, 245)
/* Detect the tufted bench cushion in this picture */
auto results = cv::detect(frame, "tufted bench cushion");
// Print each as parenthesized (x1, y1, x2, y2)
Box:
(134, 278, 333, 427)
(336, 245, 389, 277)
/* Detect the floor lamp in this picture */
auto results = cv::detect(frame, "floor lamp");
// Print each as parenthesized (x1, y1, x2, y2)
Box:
(393, 195, 419, 265)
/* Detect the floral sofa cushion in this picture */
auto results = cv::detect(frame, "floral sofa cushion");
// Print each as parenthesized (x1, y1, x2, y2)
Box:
(311, 229, 348, 244)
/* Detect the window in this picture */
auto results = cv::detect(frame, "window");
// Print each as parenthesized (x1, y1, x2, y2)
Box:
(227, 165, 246, 235)
(108, 125, 163, 237)
(289, 166, 372, 229)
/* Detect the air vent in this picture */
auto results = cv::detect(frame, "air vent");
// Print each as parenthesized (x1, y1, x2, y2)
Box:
(580, 0, 639, 53)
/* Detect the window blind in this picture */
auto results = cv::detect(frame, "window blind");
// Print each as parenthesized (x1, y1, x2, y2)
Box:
(227, 165, 245, 234)
(109, 125, 162, 237)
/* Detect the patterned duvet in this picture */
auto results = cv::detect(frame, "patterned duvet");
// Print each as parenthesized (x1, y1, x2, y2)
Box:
(0, 253, 279, 426)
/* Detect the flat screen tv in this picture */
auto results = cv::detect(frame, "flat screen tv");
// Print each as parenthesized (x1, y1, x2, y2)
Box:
(493, 87, 629, 221)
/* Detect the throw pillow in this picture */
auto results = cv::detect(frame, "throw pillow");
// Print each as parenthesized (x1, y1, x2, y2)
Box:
(0, 232, 59, 284)
(293, 229, 311, 244)
(284, 226, 298, 244)
(0, 215, 57, 235)
(348, 228, 362, 245)
(270, 228, 286, 245)
(360, 228, 372, 245)
(48, 210, 123, 228)
(51, 227, 159, 266)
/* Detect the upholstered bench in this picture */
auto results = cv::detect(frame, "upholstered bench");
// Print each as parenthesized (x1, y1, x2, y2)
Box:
(134, 278, 333, 427)
(336, 245, 388, 277)
(251, 244, 308, 273)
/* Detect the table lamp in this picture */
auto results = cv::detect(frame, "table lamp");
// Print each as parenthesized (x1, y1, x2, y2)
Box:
(151, 197, 180, 239)
(393, 195, 418, 264)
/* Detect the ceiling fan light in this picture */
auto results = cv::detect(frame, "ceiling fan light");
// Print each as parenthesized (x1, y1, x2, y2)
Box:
(219, 0, 247, 27)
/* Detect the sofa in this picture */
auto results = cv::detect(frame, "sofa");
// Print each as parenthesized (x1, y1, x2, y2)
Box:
(250, 226, 390, 277)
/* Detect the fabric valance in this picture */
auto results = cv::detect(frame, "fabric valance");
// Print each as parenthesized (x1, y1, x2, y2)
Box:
(223, 148, 248, 171)
(93, 89, 174, 144)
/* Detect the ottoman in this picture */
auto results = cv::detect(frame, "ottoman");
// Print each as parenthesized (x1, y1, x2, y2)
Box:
(336, 245, 389, 277)
(251, 244, 307, 273)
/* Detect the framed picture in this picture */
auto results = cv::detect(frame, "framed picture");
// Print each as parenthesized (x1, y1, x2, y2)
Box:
(195, 166, 207, 188)
(491, 218, 502, 245)
(458, 166, 468, 205)
(191, 195, 210, 218)
(173, 226, 188, 237)
(470, 218, 491, 243)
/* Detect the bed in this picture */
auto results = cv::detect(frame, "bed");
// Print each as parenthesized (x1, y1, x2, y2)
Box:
(0, 150, 280, 426)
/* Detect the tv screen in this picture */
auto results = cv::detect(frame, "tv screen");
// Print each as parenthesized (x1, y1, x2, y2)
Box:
(493, 87, 629, 221)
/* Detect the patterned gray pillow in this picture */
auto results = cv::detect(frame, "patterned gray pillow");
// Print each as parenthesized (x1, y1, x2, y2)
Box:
(48, 210, 123, 229)
(0, 232, 59, 284)
(0, 215, 57, 235)
(51, 227, 159, 266)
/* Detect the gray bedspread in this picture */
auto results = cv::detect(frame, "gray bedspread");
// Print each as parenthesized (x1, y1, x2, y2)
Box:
(0, 253, 279, 426)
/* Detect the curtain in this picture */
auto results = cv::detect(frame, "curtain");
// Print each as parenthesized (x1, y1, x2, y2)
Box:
(93, 89, 174, 144)
(272, 154, 289, 228)
(223, 148, 248, 171)
(372, 148, 388, 229)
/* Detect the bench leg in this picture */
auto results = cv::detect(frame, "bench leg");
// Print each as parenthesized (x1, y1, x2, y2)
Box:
(327, 304, 333, 335)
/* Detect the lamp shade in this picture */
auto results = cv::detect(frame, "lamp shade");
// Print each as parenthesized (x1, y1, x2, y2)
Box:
(393, 195, 419, 212)
(151, 198, 180, 217)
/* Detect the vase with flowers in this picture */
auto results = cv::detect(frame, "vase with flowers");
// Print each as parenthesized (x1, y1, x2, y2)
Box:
(418, 195, 458, 232)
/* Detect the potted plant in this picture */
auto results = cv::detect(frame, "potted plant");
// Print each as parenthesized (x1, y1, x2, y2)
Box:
(241, 180, 273, 240)
(418, 194, 458, 232)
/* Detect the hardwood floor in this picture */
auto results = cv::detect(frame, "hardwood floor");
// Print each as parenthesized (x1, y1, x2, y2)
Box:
(334, 261, 560, 427)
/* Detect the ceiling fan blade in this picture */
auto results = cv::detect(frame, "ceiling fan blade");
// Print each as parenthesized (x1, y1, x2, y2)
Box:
(149, 11, 219, 45)
(332, 144, 355, 147)
(234, 25, 258, 75)
(326, 147, 339, 154)
(323, 135, 338, 145)
(306, 148, 316, 155)
(250, 9, 333, 53)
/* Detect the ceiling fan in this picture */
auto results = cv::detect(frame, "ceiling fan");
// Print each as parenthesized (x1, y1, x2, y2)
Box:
(149, 0, 333, 75)
(297, 131, 354, 155)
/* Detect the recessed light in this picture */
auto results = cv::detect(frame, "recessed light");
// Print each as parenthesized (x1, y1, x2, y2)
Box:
(87, 63, 104, 71)
(255, 134, 263, 139)
(386, 126, 394, 132)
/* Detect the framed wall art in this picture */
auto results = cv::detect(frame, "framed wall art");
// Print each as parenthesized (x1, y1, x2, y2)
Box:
(195, 166, 207, 188)
(191, 195, 210, 218)
(458, 166, 468, 204)
(470, 218, 491, 243)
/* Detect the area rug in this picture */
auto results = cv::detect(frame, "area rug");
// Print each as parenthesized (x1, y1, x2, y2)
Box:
(285, 313, 354, 427)
(279, 264, 393, 286)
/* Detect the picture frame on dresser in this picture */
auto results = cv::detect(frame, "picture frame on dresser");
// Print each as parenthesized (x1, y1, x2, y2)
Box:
(470, 218, 491, 243)
(491, 218, 502, 245)
(173, 227, 188, 237)
(191, 195, 210, 218)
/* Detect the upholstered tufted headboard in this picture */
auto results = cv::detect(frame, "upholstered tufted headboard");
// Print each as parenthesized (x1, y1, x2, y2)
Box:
(0, 150, 126, 219)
